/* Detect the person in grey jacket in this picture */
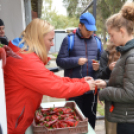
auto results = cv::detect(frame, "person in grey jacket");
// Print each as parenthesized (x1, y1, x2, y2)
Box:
(95, 2, 134, 134)
(94, 41, 120, 134)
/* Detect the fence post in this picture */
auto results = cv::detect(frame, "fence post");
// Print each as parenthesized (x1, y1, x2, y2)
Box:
(24, 0, 32, 26)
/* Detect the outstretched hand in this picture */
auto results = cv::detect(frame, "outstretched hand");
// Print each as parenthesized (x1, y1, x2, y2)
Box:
(97, 94, 103, 106)
(95, 79, 107, 89)
(92, 60, 99, 71)
(85, 78, 96, 91)
(84, 76, 94, 82)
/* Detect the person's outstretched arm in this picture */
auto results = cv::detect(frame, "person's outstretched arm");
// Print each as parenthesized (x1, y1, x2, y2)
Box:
(5, 55, 94, 99)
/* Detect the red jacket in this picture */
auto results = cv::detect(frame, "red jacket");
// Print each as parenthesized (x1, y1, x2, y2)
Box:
(4, 41, 90, 134)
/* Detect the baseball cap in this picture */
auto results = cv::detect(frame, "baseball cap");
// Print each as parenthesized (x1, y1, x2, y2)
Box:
(80, 12, 97, 31)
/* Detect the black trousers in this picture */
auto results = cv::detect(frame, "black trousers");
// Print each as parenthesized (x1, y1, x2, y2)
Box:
(117, 123, 134, 134)
(69, 93, 97, 129)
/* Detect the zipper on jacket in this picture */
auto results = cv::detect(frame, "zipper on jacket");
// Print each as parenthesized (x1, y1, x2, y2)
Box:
(125, 106, 128, 122)
(84, 40, 88, 76)
(15, 106, 25, 128)
(69, 69, 73, 77)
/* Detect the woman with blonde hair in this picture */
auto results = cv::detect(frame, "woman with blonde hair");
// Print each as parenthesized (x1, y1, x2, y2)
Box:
(95, 2, 134, 134)
(5, 18, 96, 134)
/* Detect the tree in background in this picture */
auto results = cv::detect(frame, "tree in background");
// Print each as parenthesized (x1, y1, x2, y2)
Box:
(63, 0, 129, 44)
(42, 0, 79, 29)
(42, 0, 129, 43)
(31, 0, 43, 19)
(97, 0, 127, 44)
(63, 0, 93, 18)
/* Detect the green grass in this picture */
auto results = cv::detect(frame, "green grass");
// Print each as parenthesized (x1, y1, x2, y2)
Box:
(103, 44, 107, 50)
(97, 103, 105, 116)
(52, 53, 58, 58)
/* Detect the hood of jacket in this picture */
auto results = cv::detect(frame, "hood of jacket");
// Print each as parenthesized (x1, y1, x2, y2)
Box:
(11, 37, 25, 49)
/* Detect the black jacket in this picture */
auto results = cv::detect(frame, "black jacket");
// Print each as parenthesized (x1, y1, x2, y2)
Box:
(0, 36, 8, 45)
(56, 28, 102, 94)
(96, 50, 111, 79)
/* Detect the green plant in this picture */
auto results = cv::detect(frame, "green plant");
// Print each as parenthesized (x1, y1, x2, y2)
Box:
(52, 53, 58, 58)
(97, 103, 104, 116)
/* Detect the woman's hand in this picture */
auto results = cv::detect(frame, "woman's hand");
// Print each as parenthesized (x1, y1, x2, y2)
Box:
(95, 79, 107, 89)
(84, 76, 94, 82)
(78, 58, 88, 65)
(109, 62, 116, 70)
(97, 94, 103, 106)
(86, 79, 96, 91)
(92, 60, 99, 71)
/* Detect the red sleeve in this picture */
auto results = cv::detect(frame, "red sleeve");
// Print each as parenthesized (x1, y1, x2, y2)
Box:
(9, 56, 90, 98)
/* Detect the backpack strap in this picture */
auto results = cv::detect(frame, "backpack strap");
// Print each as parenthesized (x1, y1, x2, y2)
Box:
(68, 34, 102, 55)
(94, 36, 102, 53)
(68, 34, 75, 52)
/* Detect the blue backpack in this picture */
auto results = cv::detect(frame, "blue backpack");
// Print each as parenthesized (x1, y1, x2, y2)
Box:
(68, 34, 102, 53)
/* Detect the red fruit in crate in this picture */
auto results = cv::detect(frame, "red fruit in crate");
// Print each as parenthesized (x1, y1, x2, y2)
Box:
(38, 122, 44, 126)
(49, 108, 58, 114)
(54, 121, 60, 128)
(35, 110, 45, 123)
(74, 121, 79, 127)
(45, 119, 58, 127)
(61, 122, 68, 128)
(41, 108, 49, 115)
(64, 115, 75, 121)
(35, 114, 45, 123)
(58, 121, 68, 128)
(74, 116, 79, 121)
(52, 123, 57, 128)
(62, 107, 72, 114)
(58, 114, 70, 120)
(55, 108, 63, 115)
(63, 120, 75, 127)
(45, 116, 51, 121)
(51, 115, 58, 120)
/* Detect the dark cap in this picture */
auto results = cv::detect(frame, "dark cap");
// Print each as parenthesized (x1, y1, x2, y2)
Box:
(0, 19, 4, 26)
(80, 12, 97, 31)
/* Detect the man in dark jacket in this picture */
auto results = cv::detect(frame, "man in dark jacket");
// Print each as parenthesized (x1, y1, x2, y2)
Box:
(56, 12, 103, 129)
(0, 19, 8, 45)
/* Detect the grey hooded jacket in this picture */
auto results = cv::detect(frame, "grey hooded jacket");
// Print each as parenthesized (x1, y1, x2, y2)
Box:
(99, 39, 134, 123)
